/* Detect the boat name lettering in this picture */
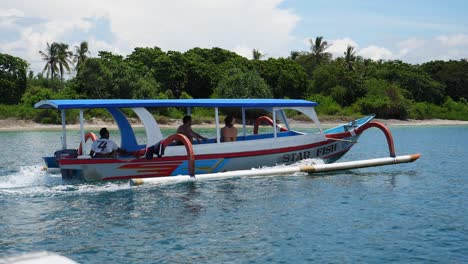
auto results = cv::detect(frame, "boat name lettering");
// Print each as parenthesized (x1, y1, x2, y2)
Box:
(316, 143, 337, 156)
(282, 151, 311, 162)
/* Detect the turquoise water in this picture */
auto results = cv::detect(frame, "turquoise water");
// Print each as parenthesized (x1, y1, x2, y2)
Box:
(1, 126, 467, 263)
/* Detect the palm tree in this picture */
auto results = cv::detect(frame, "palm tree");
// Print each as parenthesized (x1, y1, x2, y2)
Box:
(309, 36, 331, 64)
(74, 41, 90, 69)
(289, 51, 300, 60)
(56, 43, 73, 81)
(39, 42, 59, 79)
(252, 49, 265, 60)
(344, 45, 357, 71)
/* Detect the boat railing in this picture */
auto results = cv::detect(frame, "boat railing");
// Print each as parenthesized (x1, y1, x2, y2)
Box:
(143, 133, 195, 177)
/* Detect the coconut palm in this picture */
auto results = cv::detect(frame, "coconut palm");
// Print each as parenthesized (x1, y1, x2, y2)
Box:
(252, 49, 264, 60)
(55, 43, 73, 81)
(74, 41, 90, 69)
(344, 45, 357, 71)
(289, 51, 300, 60)
(39, 42, 59, 79)
(309, 36, 331, 64)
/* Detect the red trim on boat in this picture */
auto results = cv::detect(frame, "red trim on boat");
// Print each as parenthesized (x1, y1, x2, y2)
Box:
(59, 139, 339, 165)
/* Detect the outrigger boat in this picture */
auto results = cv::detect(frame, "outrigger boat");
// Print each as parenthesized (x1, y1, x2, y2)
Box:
(35, 99, 419, 182)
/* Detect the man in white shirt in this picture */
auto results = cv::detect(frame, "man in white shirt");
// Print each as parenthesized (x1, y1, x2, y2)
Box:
(90, 128, 126, 158)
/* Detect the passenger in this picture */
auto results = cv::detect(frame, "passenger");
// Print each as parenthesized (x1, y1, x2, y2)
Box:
(90, 127, 127, 158)
(177, 115, 208, 144)
(221, 115, 238, 142)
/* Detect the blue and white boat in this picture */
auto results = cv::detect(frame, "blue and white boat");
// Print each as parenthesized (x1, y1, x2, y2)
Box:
(35, 99, 396, 181)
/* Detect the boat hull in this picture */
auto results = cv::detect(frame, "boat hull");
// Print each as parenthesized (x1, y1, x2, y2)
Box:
(57, 132, 360, 181)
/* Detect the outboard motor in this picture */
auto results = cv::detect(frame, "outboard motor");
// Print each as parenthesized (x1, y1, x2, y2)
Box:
(54, 149, 78, 160)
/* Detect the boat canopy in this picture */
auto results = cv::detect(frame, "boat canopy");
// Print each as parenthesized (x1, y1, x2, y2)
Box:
(34, 99, 318, 109)
(35, 98, 321, 154)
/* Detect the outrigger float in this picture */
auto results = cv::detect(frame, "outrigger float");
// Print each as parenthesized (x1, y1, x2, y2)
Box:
(34, 99, 420, 183)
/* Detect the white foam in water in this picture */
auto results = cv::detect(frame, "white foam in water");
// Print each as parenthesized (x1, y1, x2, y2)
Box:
(0, 165, 130, 197)
(50, 182, 130, 195)
(0, 165, 50, 189)
(256, 158, 325, 170)
(247, 158, 326, 178)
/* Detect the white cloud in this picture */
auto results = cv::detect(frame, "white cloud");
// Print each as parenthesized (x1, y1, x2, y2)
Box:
(359, 46, 393, 60)
(233, 45, 254, 59)
(394, 35, 468, 63)
(328, 38, 358, 58)
(436, 34, 468, 47)
(0, 8, 24, 28)
(0, 8, 24, 17)
(1, 0, 467, 75)
(308, 34, 468, 63)
(395, 38, 427, 58)
(0, 0, 299, 73)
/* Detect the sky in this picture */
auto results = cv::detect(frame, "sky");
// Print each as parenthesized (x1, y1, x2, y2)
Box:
(1, 0, 467, 75)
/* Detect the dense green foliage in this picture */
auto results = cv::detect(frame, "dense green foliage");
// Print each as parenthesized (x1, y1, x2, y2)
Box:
(0, 53, 28, 104)
(1, 39, 468, 123)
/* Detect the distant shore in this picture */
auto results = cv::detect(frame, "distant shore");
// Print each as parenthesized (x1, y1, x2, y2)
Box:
(1, 117, 468, 132)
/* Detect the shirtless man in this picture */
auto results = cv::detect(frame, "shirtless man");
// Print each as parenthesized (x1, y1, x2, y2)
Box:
(177, 115, 208, 144)
(221, 115, 238, 142)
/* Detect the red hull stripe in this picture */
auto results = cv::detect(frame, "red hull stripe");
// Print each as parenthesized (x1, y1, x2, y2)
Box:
(60, 135, 352, 165)
(101, 142, 355, 181)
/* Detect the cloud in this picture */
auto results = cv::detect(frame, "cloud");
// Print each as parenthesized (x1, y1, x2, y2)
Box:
(318, 34, 468, 63)
(359, 46, 393, 61)
(0, 0, 300, 73)
(395, 38, 427, 58)
(1, 0, 466, 74)
(395, 35, 468, 63)
(0, 8, 24, 28)
(436, 34, 468, 47)
(328, 38, 358, 58)
(233, 45, 254, 59)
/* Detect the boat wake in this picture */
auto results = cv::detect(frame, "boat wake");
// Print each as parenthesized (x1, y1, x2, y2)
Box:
(0, 165, 55, 189)
(1, 159, 326, 194)
(0, 165, 129, 197)
(131, 158, 329, 186)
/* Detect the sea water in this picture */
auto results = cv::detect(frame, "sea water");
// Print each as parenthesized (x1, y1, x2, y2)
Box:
(0, 126, 467, 263)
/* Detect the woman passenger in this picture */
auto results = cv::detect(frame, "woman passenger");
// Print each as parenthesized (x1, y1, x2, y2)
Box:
(221, 115, 238, 142)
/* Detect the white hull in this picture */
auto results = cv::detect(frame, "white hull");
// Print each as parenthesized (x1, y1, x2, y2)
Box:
(59, 132, 358, 181)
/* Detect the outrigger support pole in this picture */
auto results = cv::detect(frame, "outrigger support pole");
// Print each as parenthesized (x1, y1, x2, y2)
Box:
(161, 133, 195, 177)
(355, 121, 396, 157)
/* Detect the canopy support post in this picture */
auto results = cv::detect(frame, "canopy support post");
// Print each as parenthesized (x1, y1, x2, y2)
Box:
(242, 107, 246, 138)
(79, 109, 86, 155)
(215, 107, 220, 143)
(61, 109, 67, 150)
(273, 109, 277, 138)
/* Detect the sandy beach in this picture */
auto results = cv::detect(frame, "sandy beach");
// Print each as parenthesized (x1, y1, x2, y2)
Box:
(1, 117, 467, 132)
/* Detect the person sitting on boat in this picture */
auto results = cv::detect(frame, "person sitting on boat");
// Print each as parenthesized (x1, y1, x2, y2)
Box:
(221, 115, 238, 142)
(90, 127, 127, 158)
(177, 115, 208, 144)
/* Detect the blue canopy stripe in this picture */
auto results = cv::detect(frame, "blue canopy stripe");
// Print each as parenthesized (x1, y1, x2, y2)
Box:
(34, 99, 318, 109)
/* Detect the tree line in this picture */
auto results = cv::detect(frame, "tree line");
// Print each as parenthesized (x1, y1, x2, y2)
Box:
(1, 37, 468, 123)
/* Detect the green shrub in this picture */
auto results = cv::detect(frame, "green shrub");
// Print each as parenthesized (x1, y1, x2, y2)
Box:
(306, 94, 342, 115)
(408, 98, 468, 120)
(156, 115, 173, 124)
(192, 107, 213, 118)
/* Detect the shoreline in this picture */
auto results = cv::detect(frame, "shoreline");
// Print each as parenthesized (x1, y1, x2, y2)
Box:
(1, 117, 468, 132)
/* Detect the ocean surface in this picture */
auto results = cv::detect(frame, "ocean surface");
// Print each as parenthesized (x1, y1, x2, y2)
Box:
(0, 125, 467, 263)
